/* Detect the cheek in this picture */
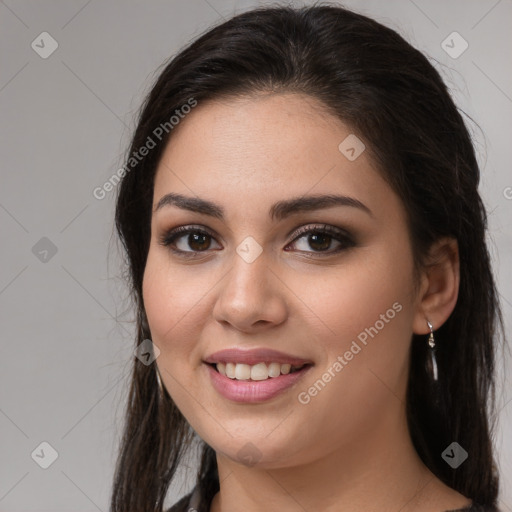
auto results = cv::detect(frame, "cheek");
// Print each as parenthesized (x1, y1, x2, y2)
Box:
(142, 253, 208, 365)
(292, 248, 415, 351)
(142, 255, 213, 424)
(292, 246, 416, 410)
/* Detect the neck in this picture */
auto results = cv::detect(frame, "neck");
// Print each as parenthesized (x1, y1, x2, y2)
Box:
(208, 404, 470, 512)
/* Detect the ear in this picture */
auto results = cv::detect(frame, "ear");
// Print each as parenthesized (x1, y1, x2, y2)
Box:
(412, 237, 460, 335)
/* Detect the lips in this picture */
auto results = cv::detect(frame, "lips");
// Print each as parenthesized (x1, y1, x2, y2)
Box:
(203, 347, 313, 366)
(203, 347, 314, 402)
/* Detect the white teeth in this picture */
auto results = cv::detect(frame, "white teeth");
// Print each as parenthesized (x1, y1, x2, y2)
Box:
(225, 362, 236, 379)
(214, 361, 305, 380)
(217, 362, 226, 376)
(250, 362, 268, 381)
(281, 363, 291, 375)
(235, 364, 251, 380)
(268, 362, 281, 378)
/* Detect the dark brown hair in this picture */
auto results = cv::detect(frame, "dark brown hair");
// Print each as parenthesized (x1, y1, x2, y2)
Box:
(111, 3, 504, 511)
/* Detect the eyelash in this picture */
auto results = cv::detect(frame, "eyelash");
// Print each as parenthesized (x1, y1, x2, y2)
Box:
(158, 223, 355, 259)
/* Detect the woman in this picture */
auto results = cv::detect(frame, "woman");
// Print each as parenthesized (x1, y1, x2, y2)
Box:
(110, 4, 504, 511)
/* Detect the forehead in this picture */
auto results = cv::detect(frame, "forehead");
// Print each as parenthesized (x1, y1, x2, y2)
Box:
(152, 92, 399, 224)
(158, 92, 348, 177)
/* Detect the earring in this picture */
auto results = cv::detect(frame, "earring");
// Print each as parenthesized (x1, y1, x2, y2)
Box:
(426, 320, 438, 382)
(155, 365, 164, 398)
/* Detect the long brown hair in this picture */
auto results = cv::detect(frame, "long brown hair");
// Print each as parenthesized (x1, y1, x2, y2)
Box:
(111, 4, 504, 510)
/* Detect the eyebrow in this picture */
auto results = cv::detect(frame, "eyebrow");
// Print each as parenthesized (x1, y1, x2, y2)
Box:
(153, 192, 373, 221)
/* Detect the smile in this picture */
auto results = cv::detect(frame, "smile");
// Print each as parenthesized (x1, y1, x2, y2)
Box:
(203, 347, 314, 402)
(204, 361, 313, 403)
(214, 361, 306, 380)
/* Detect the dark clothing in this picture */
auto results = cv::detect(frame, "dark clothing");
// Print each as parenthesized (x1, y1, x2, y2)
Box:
(166, 485, 500, 512)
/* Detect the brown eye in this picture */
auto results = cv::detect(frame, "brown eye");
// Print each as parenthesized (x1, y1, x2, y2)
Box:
(304, 232, 332, 251)
(185, 232, 212, 251)
(159, 226, 221, 255)
(287, 224, 355, 255)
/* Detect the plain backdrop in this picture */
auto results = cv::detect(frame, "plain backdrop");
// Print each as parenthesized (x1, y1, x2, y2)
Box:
(0, 1, 511, 510)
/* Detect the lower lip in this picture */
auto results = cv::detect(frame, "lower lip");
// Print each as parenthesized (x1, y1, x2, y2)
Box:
(205, 363, 312, 403)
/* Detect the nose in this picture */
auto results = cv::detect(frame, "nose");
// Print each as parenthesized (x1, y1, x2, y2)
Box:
(212, 249, 288, 333)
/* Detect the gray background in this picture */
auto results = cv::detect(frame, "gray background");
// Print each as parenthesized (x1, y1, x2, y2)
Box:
(0, 0, 511, 510)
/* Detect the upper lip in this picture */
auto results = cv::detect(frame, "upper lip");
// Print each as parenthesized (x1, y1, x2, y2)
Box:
(204, 348, 313, 366)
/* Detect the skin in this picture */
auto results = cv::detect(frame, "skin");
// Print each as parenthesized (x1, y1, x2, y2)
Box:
(142, 92, 469, 512)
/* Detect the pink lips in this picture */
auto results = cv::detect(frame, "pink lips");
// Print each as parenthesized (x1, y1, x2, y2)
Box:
(203, 347, 313, 403)
(204, 347, 312, 366)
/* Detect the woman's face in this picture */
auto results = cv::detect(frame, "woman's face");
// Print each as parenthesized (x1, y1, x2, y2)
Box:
(143, 92, 422, 468)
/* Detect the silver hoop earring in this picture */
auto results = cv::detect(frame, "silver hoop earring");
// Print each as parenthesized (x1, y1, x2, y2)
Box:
(426, 320, 438, 382)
